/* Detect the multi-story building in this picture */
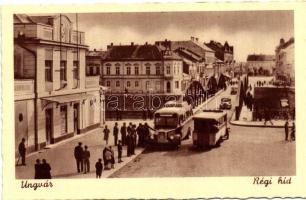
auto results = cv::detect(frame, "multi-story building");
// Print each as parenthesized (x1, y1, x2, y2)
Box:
(14, 14, 104, 154)
(155, 37, 216, 82)
(246, 54, 275, 76)
(275, 37, 294, 85)
(102, 42, 183, 94)
(205, 40, 234, 75)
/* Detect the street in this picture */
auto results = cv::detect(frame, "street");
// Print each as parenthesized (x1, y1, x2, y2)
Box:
(109, 86, 295, 177)
(110, 125, 295, 177)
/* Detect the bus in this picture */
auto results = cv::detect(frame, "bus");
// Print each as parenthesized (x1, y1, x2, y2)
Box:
(150, 105, 193, 148)
(192, 110, 229, 148)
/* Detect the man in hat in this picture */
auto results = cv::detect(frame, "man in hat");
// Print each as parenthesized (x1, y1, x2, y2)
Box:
(18, 138, 26, 166)
(83, 145, 91, 174)
(74, 142, 84, 173)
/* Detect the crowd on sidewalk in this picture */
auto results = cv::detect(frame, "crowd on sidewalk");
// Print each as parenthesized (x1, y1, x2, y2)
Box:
(74, 121, 153, 178)
(16, 120, 155, 179)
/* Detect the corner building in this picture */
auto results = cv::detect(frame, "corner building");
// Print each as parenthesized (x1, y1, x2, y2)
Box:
(14, 14, 104, 154)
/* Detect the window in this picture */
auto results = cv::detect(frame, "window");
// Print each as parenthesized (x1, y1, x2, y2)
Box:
(116, 66, 120, 75)
(135, 66, 139, 75)
(106, 81, 110, 87)
(146, 81, 150, 90)
(166, 65, 171, 74)
(135, 81, 139, 87)
(156, 64, 161, 75)
(95, 64, 100, 75)
(146, 65, 150, 75)
(155, 81, 160, 91)
(116, 81, 120, 87)
(60, 105, 67, 134)
(73, 61, 79, 79)
(127, 66, 131, 75)
(45, 60, 53, 82)
(60, 61, 67, 81)
(175, 81, 179, 89)
(106, 66, 110, 75)
(127, 81, 131, 87)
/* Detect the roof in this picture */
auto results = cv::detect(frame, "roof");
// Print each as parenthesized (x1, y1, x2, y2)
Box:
(247, 54, 275, 61)
(87, 50, 107, 59)
(156, 40, 215, 59)
(276, 37, 294, 51)
(193, 110, 226, 120)
(155, 107, 185, 116)
(14, 14, 72, 26)
(104, 44, 163, 61)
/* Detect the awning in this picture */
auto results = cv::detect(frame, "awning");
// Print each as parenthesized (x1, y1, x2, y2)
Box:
(42, 93, 95, 104)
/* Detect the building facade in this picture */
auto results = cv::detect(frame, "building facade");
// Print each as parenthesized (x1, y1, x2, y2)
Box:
(102, 42, 183, 95)
(246, 54, 275, 76)
(14, 14, 104, 154)
(275, 37, 294, 85)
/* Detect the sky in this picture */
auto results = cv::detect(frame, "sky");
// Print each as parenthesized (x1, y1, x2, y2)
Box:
(66, 11, 293, 62)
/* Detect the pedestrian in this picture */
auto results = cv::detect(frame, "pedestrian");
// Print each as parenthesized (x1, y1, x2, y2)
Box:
(18, 138, 26, 166)
(284, 120, 289, 141)
(103, 146, 112, 170)
(264, 109, 273, 126)
(83, 145, 90, 174)
(118, 140, 123, 163)
(136, 123, 143, 147)
(120, 122, 127, 146)
(41, 159, 52, 179)
(290, 122, 295, 142)
(34, 159, 42, 179)
(143, 123, 150, 144)
(74, 142, 84, 173)
(95, 158, 103, 178)
(126, 132, 132, 157)
(113, 122, 119, 146)
(103, 125, 110, 145)
(127, 122, 132, 135)
(131, 125, 136, 155)
(110, 146, 115, 169)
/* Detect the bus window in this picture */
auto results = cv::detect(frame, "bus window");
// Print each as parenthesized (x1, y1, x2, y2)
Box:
(155, 116, 177, 129)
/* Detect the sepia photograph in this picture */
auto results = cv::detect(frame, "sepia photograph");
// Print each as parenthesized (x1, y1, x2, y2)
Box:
(13, 10, 296, 180)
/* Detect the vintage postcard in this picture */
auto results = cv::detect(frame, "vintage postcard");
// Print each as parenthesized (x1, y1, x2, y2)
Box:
(1, 2, 306, 199)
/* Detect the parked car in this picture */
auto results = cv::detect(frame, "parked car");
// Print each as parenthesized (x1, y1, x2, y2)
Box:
(219, 97, 232, 109)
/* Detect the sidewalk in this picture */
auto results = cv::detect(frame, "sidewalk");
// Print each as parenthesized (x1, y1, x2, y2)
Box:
(230, 105, 293, 128)
(15, 120, 153, 179)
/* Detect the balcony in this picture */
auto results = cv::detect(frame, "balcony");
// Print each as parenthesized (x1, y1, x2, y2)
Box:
(15, 79, 34, 96)
(14, 24, 53, 40)
(85, 76, 100, 89)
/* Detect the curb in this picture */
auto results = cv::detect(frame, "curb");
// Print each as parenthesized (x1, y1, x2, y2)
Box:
(105, 147, 146, 178)
(229, 120, 287, 128)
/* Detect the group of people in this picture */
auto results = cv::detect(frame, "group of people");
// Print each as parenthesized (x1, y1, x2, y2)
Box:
(284, 120, 295, 142)
(74, 142, 91, 174)
(103, 122, 152, 149)
(34, 159, 52, 179)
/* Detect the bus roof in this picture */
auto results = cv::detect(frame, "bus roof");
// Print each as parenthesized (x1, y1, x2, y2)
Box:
(193, 111, 226, 120)
(155, 107, 185, 116)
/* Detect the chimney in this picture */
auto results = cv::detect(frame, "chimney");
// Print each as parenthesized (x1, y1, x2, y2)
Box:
(145, 42, 148, 45)
(195, 38, 199, 42)
(94, 48, 96, 52)
(131, 42, 134, 46)
(191, 36, 194, 41)
(111, 42, 113, 46)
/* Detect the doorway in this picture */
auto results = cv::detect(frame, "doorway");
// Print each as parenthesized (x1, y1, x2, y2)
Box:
(74, 103, 80, 134)
(45, 108, 53, 145)
(167, 81, 171, 93)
